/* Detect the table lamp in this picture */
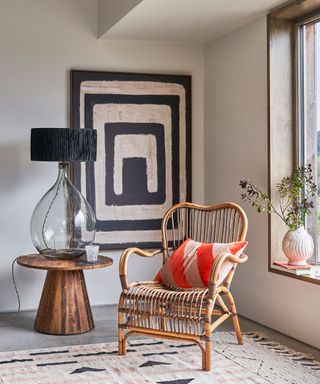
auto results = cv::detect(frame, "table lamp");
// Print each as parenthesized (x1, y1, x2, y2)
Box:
(30, 128, 97, 259)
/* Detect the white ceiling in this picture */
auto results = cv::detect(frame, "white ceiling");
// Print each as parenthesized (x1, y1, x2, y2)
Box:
(103, 0, 287, 43)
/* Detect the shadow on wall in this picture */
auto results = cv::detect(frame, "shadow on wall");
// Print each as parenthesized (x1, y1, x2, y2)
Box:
(0, 140, 55, 226)
(0, 141, 53, 311)
(0, 142, 25, 195)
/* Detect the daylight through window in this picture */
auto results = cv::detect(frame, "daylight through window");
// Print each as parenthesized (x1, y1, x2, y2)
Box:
(297, 17, 320, 262)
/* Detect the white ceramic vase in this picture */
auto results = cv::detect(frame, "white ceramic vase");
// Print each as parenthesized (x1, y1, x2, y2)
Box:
(282, 226, 314, 266)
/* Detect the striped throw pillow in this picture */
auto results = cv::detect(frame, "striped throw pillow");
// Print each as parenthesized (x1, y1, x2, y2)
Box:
(154, 238, 248, 288)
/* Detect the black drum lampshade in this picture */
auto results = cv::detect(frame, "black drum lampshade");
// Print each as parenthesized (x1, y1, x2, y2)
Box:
(30, 128, 97, 162)
(30, 128, 97, 260)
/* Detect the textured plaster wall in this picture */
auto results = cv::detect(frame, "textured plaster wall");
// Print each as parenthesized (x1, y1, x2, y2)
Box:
(0, 0, 204, 311)
(204, 16, 320, 349)
(2, 0, 316, 352)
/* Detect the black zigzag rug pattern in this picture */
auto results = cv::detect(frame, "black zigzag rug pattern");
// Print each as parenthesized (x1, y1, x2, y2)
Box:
(0, 332, 319, 383)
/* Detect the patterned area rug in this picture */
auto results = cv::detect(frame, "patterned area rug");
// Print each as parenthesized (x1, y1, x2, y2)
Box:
(0, 332, 319, 384)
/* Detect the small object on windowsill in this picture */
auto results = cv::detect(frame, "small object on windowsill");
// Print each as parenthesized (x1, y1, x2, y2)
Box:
(273, 261, 312, 270)
(273, 261, 315, 276)
(309, 265, 320, 278)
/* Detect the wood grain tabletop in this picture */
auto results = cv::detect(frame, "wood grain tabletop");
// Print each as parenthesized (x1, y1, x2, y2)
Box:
(17, 254, 113, 271)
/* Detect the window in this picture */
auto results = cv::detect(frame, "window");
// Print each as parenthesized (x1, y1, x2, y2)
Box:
(268, 0, 320, 283)
(297, 17, 320, 263)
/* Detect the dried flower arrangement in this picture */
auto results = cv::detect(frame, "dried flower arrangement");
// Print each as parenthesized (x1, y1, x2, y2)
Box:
(239, 164, 317, 231)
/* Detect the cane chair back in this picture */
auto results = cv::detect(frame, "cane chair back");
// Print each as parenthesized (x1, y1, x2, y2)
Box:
(161, 202, 248, 263)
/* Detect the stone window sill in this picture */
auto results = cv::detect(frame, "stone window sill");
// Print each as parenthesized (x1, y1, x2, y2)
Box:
(269, 263, 320, 285)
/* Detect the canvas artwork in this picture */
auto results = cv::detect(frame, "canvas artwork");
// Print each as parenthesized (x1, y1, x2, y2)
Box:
(71, 70, 191, 249)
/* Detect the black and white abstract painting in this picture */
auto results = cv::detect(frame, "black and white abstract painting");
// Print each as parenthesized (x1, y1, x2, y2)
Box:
(71, 70, 191, 249)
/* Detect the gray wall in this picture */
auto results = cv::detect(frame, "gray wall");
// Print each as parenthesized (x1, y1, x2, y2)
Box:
(204, 16, 320, 349)
(0, 0, 204, 311)
(1, 0, 318, 351)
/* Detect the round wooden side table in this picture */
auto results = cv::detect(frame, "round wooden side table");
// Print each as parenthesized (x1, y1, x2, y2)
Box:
(17, 254, 113, 336)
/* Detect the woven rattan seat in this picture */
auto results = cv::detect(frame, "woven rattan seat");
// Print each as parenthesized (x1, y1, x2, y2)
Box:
(121, 281, 208, 336)
(118, 202, 248, 371)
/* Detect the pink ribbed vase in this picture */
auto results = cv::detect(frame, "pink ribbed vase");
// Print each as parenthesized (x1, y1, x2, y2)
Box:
(282, 226, 314, 266)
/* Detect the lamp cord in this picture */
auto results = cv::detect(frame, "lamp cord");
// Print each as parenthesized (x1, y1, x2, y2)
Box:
(11, 257, 21, 316)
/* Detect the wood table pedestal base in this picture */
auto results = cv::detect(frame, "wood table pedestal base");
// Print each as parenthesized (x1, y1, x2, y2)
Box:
(35, 270, 94, 335)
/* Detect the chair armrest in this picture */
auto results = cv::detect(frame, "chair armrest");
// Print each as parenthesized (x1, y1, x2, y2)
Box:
(208, 252, 248, 297)
(119, 247, 163, 290)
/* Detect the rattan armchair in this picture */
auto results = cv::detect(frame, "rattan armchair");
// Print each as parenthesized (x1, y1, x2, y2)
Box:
(118, 202, 248, 371)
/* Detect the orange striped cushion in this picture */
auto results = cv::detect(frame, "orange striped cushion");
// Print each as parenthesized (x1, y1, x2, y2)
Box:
(154, 239, 248, 288)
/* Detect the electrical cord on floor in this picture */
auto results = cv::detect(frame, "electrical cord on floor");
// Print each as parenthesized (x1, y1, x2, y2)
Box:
(11, 257, 21, 316)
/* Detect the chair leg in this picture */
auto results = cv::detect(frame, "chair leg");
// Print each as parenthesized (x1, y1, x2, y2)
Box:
(225, 290, 243, 345)
(118, 326, 127, 355)
(202, 302, 212, 371)
(118, 297, 127, 355)
(118, 329, 123, 355)
(232, 314, 243, 345)
(202, 340, 211, 371)
(121, 334, 127, 355)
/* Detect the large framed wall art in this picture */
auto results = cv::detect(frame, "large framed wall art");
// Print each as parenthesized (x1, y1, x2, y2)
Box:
(70, 70, 191, 250)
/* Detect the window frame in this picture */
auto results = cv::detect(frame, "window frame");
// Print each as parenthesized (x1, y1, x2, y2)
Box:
(295, 16, 319, 263)
(268, 0, 320, 285)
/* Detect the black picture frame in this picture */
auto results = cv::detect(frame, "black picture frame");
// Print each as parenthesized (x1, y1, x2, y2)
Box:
(70, 70, 191, 250)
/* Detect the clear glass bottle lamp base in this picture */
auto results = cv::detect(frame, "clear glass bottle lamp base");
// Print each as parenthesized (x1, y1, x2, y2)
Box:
(30, 162, 96, 260)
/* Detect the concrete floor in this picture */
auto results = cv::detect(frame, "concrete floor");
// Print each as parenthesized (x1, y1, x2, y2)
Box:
(0, 305, 319, 361)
